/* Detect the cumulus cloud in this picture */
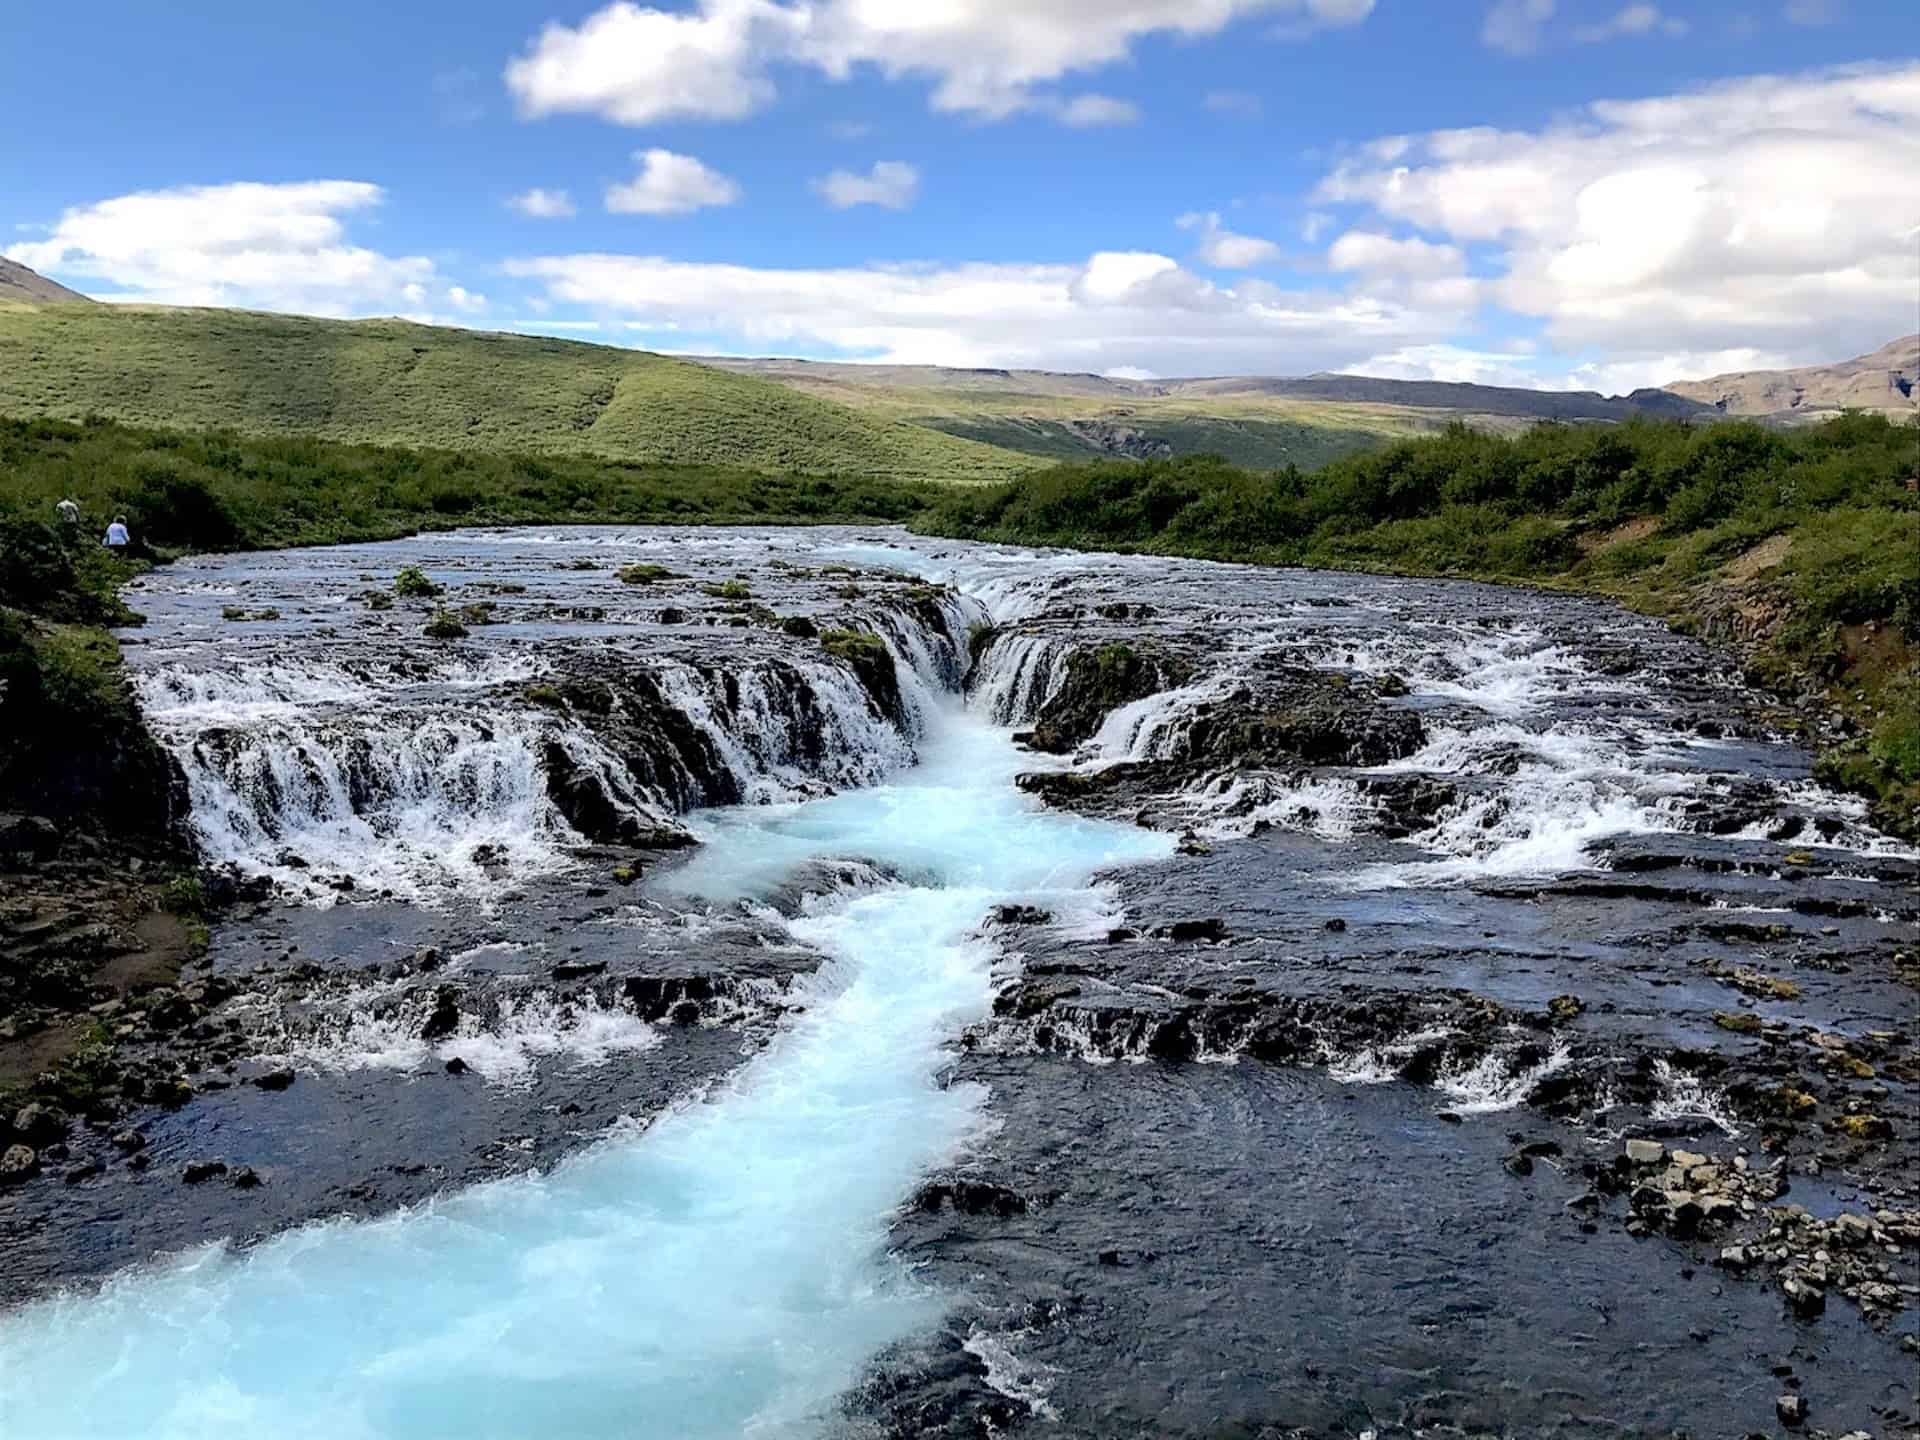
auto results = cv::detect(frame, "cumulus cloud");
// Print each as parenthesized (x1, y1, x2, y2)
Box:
(605, 149, 742, 215)
(1573, 4, 1687, 42)
(503, 246, 1465, 376)
(813, 161, 920, 210)
(506, 0, 1373, 126)
(4, 180, 470, 319)
(1482, 0, 1555, 55)
(1318, 62, 1920, 368)
(508, 187, 577, 218)
(1349, 343, 1548, 388)
(1176, 211, 1282, 269)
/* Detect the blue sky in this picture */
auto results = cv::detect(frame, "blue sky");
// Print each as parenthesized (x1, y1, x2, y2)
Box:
(4, 1, 1915, 389)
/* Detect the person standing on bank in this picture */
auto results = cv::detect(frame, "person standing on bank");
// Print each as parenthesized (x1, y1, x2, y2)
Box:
(103, 515, 130, 548)
(55, 497, 80, 527)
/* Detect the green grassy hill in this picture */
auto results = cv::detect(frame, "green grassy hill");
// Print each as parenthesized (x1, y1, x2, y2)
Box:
(691, 359, 1532, 471)
(0, 303, 1032, 483)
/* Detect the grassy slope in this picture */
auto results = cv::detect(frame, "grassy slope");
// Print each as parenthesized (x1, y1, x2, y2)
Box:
(0, 303, 1031, 483)
(915, 415, 1920, 836)
(710, 367, 1478, 470)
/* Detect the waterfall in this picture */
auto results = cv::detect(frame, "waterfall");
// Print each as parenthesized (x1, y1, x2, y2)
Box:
(132, 579, 986, 906)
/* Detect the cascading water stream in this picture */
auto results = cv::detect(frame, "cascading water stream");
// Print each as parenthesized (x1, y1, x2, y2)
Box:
(0, 705, 1171, 1438)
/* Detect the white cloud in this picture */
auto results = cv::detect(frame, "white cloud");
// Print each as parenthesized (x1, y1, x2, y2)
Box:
(1573, 4, 1687, 42)
(504, 246, 1466, 376)
(508, 187, 577, 218)
(1327, 230, 1464, 277)
(1318, 62, 1920, 370)
(605, 149, 742, 215)
(506, 0, 1374, 126)
(4, 180, 470, 319)
(1176, 211, 1283, 269)
(1054, 93, 1142, 127)
(1562, 347, 1794, 394)
(1204, 89, 1264, 118)
(446, 285, 488, 313)
(1482, 0, 1555, 55)
(1350, 343, 1549, 388)
(813, 161, 920, 210)
(1326, 229, 1481, 313)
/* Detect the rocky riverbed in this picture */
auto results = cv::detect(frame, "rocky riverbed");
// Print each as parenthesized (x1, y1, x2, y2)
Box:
(0, 525, 1914, 1438)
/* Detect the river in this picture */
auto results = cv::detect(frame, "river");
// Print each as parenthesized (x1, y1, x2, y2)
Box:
(0, 526, 1913, 1438)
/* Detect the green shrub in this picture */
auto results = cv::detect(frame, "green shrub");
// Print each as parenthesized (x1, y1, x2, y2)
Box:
(393, 566, 442, 598)
(616, 563, 678, 584)
(702, 579, 751, 600)
(423, 609, 468, 640)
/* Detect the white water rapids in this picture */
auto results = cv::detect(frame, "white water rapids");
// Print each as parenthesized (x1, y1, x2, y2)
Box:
(0, 713, 1169, 1438)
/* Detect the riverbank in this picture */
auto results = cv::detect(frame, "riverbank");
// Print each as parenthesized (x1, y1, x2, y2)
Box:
(913, 413, 1920, 840)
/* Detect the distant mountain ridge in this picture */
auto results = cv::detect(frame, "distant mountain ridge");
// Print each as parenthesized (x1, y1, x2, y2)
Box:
(0, 258, 92, 305)
(1665, 335, 1917, 419)
(694, 355, 1708, 423)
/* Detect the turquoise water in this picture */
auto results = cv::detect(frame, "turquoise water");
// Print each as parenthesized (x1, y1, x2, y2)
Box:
(0, 709, 1169, 1439)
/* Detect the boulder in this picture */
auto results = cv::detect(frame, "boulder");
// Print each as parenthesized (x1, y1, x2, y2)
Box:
(9, 1101, 69, 1144)
(0, 1144, 39, 1185)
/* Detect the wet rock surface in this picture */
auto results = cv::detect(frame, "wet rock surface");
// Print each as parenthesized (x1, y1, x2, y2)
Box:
(2, 526, 1915, 1436)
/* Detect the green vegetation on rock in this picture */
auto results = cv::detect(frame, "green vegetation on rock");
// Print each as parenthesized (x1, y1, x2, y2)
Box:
(392, 565, 441, 598)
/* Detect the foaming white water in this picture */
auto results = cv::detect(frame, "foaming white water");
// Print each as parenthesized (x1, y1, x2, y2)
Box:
(0, 713, 1170, 1439)
(652, 659, 914, 804)
(1435, 1037, 1572, 1115)
(1323, 626, 1604, 717)
(1186, 772, 1374, 841)
(970, 633, 1073, 725)
(170, 712, 595, 905)
(1649, 1060, 1742, 1136)
(243, 982, 661, 1088)
(1350, 723, 1694, 887)
(1085, 674, 1239, 765)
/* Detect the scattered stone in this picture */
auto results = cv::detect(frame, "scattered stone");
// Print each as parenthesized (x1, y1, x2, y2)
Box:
(1152, 918, 1230, 943)
(230, 1167, 263, 1190)
(1780, 1277, 1825, 1317)
(10, 1102, 70, 1144)
(445, 1057, 469, 1075)
(1625, 1139, 1666, 1166)
(251, 1068, 297, 1092)
(1546, 994, 1583, 1022)
(110, 1128, 146, 1152)
(1775, 1394, 1807, 1428)
(1, 1144, 40, 1185)
(182, 1160, 228, 1184)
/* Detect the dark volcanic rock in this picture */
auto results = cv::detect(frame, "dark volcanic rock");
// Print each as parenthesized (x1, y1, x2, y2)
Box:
(1027, 642, 1193, 753)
